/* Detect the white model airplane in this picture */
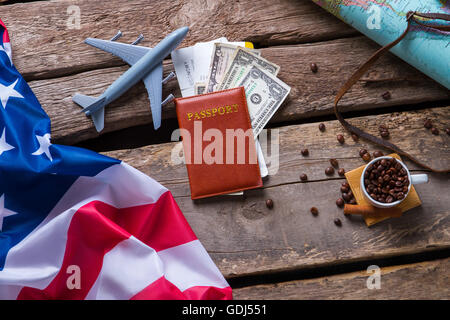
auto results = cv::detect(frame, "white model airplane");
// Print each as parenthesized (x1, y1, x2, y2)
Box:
(73, 27, 189, 132)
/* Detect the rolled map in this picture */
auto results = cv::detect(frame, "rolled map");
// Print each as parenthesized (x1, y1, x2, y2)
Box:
(312, 0, 450, 89)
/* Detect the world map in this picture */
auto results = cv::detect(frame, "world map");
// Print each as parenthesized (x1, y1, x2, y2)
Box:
(313, 0, 450, 89)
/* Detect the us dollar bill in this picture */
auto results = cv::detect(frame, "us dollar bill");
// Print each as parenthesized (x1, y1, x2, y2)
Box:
(205, 43, 260, 93)
(219, 48, 280, 91)
(237, 65, 290, 137)
(194, 82, 207, 95)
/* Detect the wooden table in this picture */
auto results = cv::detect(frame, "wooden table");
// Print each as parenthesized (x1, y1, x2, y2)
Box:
(2, 0, 449, 299)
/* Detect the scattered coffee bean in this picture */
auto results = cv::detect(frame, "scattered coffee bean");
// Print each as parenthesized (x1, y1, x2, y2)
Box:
(334, 218, 342, 226)
(362, 152, 371, 162)
(300, 173, 308, 181)
(431, 127, 439, 135)
(310, 207, 319, 216)
(265, 199, 274, 209)
(338, 168, 345, 176)
(373, 150, 384, 158)
(310, 63, 318, 73)
(349, 198, 357, 205)
(359, 149, 368, 157)
(342, 182, 350, 189)
(325, 166, 335, 175)
(381, 91, 391, 100)
(342, 193, 351, 202)
(363, 157, 409, 203)
(341, 185, 349, 193)
(446, 128, 450, 136)
(336, 198, 344, 208)
(337, 134, 345, 144)
(319, 123, 326, 132)
(351, 133, 359, 142)
(424, 119, 433, 129)
(301, 148, 309, 156)
(330, 158, 339, 168)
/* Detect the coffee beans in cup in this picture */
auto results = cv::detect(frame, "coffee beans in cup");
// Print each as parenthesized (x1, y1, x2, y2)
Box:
(363, 157, 408, 203)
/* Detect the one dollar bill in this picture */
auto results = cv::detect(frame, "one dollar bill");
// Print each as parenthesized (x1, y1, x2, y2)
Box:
(219, 48, 280, 91)
(237, 65, 290, 137)
(205, 43, 260, 93)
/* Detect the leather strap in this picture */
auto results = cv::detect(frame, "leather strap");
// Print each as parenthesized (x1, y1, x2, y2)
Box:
(334, 11, 450, 173)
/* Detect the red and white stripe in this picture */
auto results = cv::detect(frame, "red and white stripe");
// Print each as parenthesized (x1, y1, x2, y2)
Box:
(0, 163, 231, 300)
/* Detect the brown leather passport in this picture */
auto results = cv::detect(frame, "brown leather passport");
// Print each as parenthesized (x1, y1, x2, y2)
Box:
(175, 87, 263, 199)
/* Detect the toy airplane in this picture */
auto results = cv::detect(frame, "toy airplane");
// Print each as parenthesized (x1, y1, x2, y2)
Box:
(73, 26, 189, 132)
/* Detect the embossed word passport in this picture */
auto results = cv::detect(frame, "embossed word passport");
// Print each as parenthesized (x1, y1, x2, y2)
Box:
(175, 87, 263, 199)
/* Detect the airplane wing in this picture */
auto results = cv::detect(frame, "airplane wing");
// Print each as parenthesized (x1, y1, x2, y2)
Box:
(142, 62, 163, 130)
(85, 38, 151, 65)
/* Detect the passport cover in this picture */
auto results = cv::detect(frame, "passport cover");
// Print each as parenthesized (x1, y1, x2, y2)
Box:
(175, 87, 262, 199)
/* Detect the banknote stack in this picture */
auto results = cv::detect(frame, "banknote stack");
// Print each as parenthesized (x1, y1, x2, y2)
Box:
(172, 39, 291, 138)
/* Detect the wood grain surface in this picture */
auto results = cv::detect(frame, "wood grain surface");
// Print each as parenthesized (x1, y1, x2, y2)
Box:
(2, 0, 449, 297)
(105, 107, 450, 278)
(233, 258, 450, 299)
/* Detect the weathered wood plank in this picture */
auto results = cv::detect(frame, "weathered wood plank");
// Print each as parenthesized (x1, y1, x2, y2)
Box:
(105, 107, 450, 278)
(29, 37, 450, 145)
(233, 258, 450, 299)
(109, 107, 450, 198)
(2, 0, 355, 80)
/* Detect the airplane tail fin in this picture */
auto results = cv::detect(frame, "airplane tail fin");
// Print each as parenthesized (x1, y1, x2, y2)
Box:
(73, 94, 107, 132)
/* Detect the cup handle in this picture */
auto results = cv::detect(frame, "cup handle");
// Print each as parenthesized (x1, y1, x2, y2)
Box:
(411, 174, 428, 185)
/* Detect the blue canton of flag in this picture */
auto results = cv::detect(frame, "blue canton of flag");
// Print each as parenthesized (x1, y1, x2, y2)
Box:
(0, 21, 120, 269)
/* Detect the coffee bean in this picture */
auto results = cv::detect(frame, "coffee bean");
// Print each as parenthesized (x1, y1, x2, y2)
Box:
(300, 173, 308, 181)
(265, 199, 274, 209)
(301, 148, 309, 156)
(431, 127, 439, 135)
(334, 218, 342, 226)
(424, 119, 433, 129)
(319, 123, 326, 132)
(325, 167, 335, 175)
(351, 133, 359, 142)
(342, 182, 350, 188)
(381, 91, 391, 100)
(336, 198, 344, 208)
(396, 192, 405, 200)
(386, 195, 394, 203)
(341, 185, 349, 193)
(362, 153, 371, 162)
(310, 207, 319, 216)
(359, 149, 368, 157)
(337, 134, 345, 144)
(373, 151, 384, 158)
(341, 193, 349, 202)
(330, 158, 339, 168)
(310, 63, 318, 73)
(338, 168, 345, 176)
(446, 128, 450, 136)
(349, 198, 356, 205)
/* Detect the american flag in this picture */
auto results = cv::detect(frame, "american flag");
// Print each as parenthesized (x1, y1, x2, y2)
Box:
(0, 19, 231, 300)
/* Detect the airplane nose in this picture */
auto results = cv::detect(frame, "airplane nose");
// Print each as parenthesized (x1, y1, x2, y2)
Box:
(177, 26, 189, 39)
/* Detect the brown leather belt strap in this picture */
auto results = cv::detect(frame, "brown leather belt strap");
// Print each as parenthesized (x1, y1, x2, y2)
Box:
(334, 11, 450, 173)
